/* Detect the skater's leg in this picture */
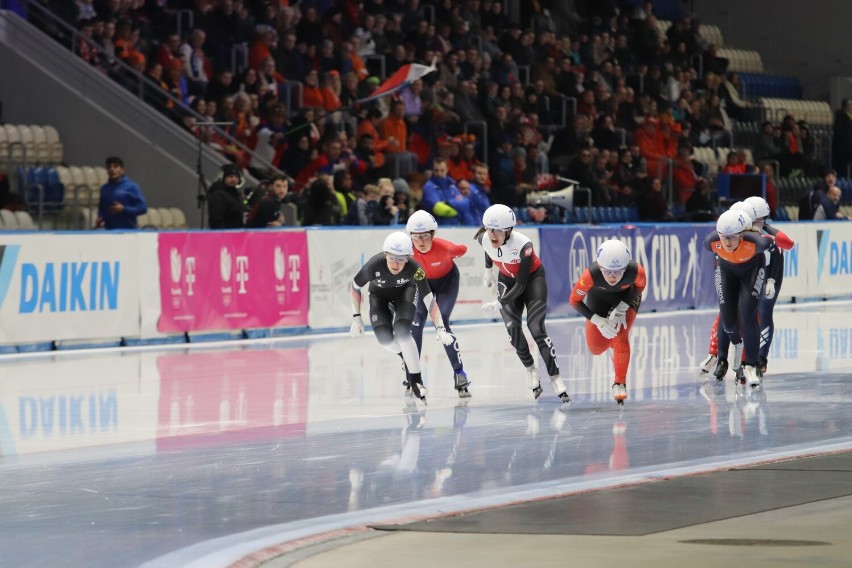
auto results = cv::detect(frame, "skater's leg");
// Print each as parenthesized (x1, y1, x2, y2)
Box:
(501, 298, 535, 369)
(612, 310, 638, 383)
(708, 313, 720, 356)
(585, 320, 611, 355)
(523, 274, 559, 378)
(713, 269, 742, 379)
(522, 274, 567, 402)
(757, 294, 778, 362)
(738, 267, 763, 368)
(433, 269, 463, 372)
(411, 298, 428, 355)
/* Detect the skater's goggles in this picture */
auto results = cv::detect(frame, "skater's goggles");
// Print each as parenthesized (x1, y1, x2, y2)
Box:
(600, 267, 627, 279)
(385, 253, 410, 263)
(411, 232, 433, 241)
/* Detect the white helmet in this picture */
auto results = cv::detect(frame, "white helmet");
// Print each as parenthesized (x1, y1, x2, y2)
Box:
(482, 204, 516, 229)
(383, 231, 414, 256)
(596, 239, 631, 270)
(716, 209, 751, 235)
(406, 210, 438, 233)
(729, 201, 757, 223)
(743, 196, 770, 220)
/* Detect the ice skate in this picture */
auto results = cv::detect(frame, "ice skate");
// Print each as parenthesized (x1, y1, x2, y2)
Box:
(409, 377, 428, 403)
(713, 358, 728, 381)
(453, 370, 471, 398)
(400, 355, 413, 397)
(735, 366, 745, 384)
(612, 382, 627, 405)
(756, 357, 767, 376)
(743, 365, 761, 388)
(526, 365, 543, 399)
(699, 353, 718, 376)
(550, 375, 571, 405)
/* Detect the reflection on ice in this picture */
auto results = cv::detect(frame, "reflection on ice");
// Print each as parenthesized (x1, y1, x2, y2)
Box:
(0, 304, 851, 567)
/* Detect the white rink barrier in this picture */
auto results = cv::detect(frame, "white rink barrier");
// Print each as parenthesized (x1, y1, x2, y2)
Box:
(0, 222, 846, 350)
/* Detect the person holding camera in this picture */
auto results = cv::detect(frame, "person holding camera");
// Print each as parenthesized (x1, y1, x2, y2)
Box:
(246, 175, 299, 227)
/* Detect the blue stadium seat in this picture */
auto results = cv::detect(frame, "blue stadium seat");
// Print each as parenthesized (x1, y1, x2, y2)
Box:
(23, 166, 64, 213)
(625, 206, 639, 222)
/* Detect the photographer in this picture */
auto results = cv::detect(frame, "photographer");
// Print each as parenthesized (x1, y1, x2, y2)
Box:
(246, 175, 299, 227)
(373, 178, 400, 225)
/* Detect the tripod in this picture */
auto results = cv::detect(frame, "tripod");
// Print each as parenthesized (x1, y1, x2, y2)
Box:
(195, 121, 232, 229)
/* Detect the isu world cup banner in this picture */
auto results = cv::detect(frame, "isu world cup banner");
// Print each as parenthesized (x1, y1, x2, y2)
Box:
(539, 224, 719, 317)
(157, 231, 309, 332)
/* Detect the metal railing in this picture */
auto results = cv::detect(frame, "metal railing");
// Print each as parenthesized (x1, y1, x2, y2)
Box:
(22, 1, 285, 179)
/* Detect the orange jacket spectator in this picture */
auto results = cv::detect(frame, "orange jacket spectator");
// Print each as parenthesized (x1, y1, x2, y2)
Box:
(379, 100, 408, 153)
(722, 150, 748, 174)
(634, 118, 676, 178)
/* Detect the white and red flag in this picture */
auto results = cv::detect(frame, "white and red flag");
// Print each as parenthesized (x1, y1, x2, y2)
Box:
(356, 58, 437, 104)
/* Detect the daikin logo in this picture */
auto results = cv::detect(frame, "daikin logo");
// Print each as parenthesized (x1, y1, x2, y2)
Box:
(0, 244, 22, 309)
(0, 245, 120, 313)
(816, 229, 852, 282)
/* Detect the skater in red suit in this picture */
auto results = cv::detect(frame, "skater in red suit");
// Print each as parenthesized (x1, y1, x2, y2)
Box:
(569, 239, 646, 405)
(406, 210, 471, 397)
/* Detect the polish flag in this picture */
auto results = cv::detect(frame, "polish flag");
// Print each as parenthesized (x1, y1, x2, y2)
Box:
(357, 58, 437, 104)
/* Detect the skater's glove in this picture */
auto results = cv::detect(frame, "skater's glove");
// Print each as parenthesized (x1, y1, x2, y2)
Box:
(350, 315, 364, 337)
(483, 267, 497, 288)
(764, 278, 776, 300)
(608, 301, 630, 331)
(591, 314, 619, 339)
(435, 326, 455, 345)
(481, 300, 502, 312)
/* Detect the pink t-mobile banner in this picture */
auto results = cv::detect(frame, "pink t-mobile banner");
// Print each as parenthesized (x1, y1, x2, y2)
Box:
(157, 231, 309, 332)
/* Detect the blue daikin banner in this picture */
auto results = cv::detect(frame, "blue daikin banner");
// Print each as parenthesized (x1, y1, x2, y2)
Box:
(539, 224, 719, 317)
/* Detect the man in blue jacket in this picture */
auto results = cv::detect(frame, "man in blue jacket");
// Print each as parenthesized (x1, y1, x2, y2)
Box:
(97, 156, 148, 229)
(419, 158, 476, 225)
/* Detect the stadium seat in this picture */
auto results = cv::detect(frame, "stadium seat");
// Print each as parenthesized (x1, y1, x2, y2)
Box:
(94, 166, 108, 187)
(785, 205, 799, 221)
(3, 124, 23, 163)
(15, 210, 36, 230)
(54, 165, 76, 203)
(82, 166, 100, 190)
(0, 208, 18, 229)
(136, 211, 150, 228)
(29, 125, 50, 164)
(17, 125, 35, 162)
(157, 207, 175, 229)
(43, 125, 63, 163)
(80, 208, 97, 229)
(0, 124, 7, 159)
(169, 207, 188, 229)
(145, 207, 162, 229)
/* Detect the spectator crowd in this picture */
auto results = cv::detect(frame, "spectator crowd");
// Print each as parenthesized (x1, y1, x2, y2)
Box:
(26, 0, 850, 226)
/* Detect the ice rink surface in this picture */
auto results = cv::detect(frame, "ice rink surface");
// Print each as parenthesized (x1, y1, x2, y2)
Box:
(1, 302, 851, 567)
